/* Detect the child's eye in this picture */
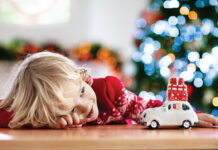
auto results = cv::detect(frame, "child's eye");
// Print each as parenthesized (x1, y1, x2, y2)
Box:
(80, 87, 85, 96)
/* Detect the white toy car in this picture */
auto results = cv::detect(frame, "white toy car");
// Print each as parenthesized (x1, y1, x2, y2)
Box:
(140, 101, 198, 129)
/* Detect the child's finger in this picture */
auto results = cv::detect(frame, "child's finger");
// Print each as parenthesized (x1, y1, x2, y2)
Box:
(63, 114, 73, 126)
(79, 114, 88, 124)
(198, 120, 213, 128)
(71, 113, 80, 125)
(199, 114, 218, 125)
(206, 115, 218, 125)
(70, 124, 83, 128)
(57, 117, 68, 128)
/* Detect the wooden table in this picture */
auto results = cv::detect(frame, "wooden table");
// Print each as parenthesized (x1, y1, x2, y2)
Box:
(0, 125, 217, 150)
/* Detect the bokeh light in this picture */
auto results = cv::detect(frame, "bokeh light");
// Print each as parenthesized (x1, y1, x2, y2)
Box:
(141, 54, 153, 64)
(132, 52, 142, 62)
(187, 63, 196, 72)
(174, 36, 183, 45)
(188, 11, 198, 20)
(194, 78, 203, 88)
(180, 6, 189, 15)
(211, 109, 218, 117)
(195, 0, 205, 8)
(201, 19, 214, 35)
(144, 63, 155, 76)
(167, 53, 175, 62)
(209, 0, 218, 6)
(143, 43, 155, 54)
(163, 0, 180, 9)
(212, 27, 218, 37)
(194, 71, 203, 79)
(133, 29, 145, 39)
(180, 70, 194, 81)
(177, 15, 186, 25)
(211, 46, 218, 56)
(135, 18, 146, 28)
(168, 16, 178, 25)
(153, 20, 168, 35)
(212, 97, 218, 107)
(160, 67, 170, 78)
(159, 56, 172, 67)
(168, 27, 179, 37)
(204, 77, 213, 86)
(156, 95, 164, 102)
(139, 91, 156, 101)
(174, 59, 184, 70)
(188, 51, 200, 62)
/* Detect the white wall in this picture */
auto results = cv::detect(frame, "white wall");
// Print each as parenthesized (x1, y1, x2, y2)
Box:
(87, 0, 147, 61)
(0, 0, 147, 60)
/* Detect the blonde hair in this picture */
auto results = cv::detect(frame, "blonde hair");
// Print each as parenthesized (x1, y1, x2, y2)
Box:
(0, 51, 88, 128)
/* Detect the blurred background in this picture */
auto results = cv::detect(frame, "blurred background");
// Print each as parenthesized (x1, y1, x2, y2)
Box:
(0, 0, 217, 115)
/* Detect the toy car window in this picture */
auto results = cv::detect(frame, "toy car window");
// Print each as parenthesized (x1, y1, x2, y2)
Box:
(172, 103, 180, 110)
(168, 104, 171, 110)
(182, 104, 190, 110)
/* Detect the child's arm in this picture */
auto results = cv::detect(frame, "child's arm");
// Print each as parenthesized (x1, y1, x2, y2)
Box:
(120, 92, 163, 123)
(0, 100, 13, 128)
(196, 113, 218, 128)
(102, 76, 163, 124)
(100, 76, 218, 127)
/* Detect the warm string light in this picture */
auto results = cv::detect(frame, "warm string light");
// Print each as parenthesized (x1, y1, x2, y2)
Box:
(187, 63, 196, 72)
(180, 6, 198, 20)
(97, 48, 117, 69)
(71, 43, 122, 77)
(188, 11, 198, 20)
(97, 48, 110, 61)
(76, 43, 92, 60)
(212, 97, 218, 107)
(180, 6, 189, 15)
(167, 53, 175, 62)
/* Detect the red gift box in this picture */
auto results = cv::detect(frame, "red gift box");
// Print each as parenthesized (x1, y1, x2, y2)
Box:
(167, 78, 188, 101)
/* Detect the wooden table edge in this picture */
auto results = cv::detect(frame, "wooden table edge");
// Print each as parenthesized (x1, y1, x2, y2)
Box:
(0, 137, 218, 150)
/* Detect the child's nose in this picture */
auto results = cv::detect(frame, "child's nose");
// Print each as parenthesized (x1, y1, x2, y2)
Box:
(76, 102, 91, 114)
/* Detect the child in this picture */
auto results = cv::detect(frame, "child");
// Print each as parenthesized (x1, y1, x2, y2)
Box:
(0, 52, 217, 129)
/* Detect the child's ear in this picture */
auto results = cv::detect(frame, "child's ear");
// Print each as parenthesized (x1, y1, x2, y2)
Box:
(85, 75, 93, 86)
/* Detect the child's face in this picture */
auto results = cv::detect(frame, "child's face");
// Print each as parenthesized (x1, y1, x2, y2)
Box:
(63, 80, 99, 125)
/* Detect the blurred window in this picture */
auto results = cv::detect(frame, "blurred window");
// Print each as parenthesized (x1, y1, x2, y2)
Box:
(0, 0, 71, 26)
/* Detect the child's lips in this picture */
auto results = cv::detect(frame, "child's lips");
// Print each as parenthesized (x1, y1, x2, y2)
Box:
(86, 107, 94, 118)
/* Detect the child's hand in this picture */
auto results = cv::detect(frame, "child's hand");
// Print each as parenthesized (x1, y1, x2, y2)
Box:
(196, 113, 218, 128)
(52, 114, 73, 129)
(53, 114, 84, 129)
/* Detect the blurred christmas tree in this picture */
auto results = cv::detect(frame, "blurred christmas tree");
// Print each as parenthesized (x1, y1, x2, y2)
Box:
(133, 0, 218, 113)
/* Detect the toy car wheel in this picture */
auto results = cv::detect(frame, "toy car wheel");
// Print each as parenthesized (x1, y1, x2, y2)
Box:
(149, 120, 159, 129)
(182, 120, 191, 129)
